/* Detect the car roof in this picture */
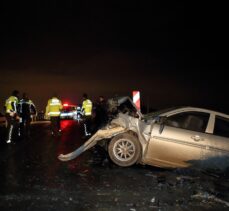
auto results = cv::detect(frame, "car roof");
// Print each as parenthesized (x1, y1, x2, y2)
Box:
(63, 104, 77, 107)
(161, 106, 229, 118)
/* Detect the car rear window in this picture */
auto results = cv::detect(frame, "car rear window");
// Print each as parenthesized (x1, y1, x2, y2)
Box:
(62, 107, 76, 112)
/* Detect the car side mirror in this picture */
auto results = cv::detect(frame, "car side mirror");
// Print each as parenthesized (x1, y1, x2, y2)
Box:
(155, 116, 167, 124)
(156, 116, 167, 134)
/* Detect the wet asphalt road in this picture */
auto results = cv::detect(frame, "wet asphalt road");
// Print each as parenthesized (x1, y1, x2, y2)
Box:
(0, 120, 229, 211)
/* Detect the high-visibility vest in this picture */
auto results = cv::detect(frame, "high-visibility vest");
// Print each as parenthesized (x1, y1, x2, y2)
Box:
(82, 99, 92, 116)
(46, 97, 63, 117)
(5, 96, 19, 113)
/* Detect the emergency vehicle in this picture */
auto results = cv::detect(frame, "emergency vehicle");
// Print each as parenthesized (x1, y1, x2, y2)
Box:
(60, 103, 82, 121)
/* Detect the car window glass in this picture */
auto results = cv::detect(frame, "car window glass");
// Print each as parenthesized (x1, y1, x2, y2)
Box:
(214, 116, 229, 138)
(62, 106, 76, 112)
(165, 111, 210, 132)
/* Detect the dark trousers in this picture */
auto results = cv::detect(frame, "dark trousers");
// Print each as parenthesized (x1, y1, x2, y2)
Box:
(20, 116, 32, 138)
(50, 116, 61, 134)
(83, 115, 92, 136)
(6, 114, 19, 142)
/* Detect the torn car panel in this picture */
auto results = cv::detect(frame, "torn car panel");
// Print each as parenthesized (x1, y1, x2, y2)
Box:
(58, 124, 127, 161)
(58, 113, 147, 162)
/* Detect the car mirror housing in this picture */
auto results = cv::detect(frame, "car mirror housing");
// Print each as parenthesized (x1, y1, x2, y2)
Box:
(155, 116, 167, 134)
(155, 116, 167, 125)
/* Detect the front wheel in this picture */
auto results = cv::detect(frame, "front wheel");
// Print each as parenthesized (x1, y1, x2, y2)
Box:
(108, 133, 141, 167)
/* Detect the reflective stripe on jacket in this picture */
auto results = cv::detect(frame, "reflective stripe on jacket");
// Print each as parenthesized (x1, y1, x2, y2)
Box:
(45, 97, 63, 117)
(82, 99, 92, 116)
(18, 99, 37, 116)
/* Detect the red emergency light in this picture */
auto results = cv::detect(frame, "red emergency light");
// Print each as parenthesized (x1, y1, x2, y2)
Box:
(63, 103, 69, 107)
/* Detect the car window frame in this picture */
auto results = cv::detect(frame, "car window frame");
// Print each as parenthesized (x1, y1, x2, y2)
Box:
(165, 111, 211, 133)
(213, 115, 229, 138)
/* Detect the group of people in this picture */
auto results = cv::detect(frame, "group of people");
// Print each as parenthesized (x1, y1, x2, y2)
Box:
(45, 93, 109, 138)
(4, 90, 37, 143)
(3, 90, 108, 144)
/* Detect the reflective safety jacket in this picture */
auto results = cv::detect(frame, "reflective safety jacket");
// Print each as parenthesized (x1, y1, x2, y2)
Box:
(5, 96, 19, 114)
(82, 99, 92, 116)
(45, 97, 63, 117)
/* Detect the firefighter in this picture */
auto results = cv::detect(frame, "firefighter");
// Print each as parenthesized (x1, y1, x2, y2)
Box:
(81, 93, 93, 137)
(45, 94, 63, 136)
(5, 90, 20, 143)
(18, 93, 37, 138)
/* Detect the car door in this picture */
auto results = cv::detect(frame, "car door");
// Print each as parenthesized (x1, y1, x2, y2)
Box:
(202, 115, 229, 170)
(143, 111, 210, 168)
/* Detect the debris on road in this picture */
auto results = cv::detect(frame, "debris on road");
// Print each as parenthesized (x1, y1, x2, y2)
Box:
(191, 191, 229, 207)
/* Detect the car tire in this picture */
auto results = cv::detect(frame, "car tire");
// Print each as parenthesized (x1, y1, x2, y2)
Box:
(108, 133, 141, 167)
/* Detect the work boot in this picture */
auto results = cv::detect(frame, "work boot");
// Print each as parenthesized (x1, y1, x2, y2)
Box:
(85, 132, 91, 136)
(57, 130, 62, 136)
(6, 139, 11, 144)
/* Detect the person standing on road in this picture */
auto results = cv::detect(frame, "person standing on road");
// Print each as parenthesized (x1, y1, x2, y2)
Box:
(4, 90, 20, 143)
(45, 94, 63, 136)
(94, 96, 109, 130)
(18, 93, 37, 138)
(81, 93, 93, 137)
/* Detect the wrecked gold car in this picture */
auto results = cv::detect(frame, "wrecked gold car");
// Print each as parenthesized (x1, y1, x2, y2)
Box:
(59, 98, 229, 171)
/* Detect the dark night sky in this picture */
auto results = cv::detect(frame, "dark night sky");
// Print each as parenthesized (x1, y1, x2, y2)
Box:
(0, 1, 228, 113)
